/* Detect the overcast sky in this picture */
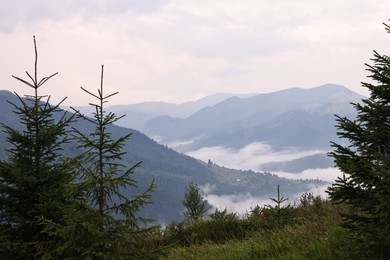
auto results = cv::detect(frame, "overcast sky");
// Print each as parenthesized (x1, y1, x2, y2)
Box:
(1, 0, 389, 106)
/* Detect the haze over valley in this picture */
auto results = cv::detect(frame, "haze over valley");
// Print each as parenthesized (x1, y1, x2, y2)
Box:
(74, 83, 363, 183)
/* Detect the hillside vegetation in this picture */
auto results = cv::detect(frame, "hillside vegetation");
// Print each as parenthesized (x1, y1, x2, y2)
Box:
(159, 194, 351, 259)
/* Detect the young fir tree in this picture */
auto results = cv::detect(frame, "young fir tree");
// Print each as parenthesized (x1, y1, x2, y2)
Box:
(182, 182, 211, 223)
(37, 66, 159, 259)
(0, 37, 74, 258)
(327, 22, 390, 258)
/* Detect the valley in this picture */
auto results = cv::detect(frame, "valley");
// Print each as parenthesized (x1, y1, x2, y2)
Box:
(0, 84, 363, 224)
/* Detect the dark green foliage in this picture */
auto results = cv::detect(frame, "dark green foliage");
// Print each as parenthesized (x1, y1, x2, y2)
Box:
(36, 65, 161, 259)
(267, 184, 293, 226)
(162, 193, 352, 259)
(245, 186, 294, 231)
(0, 37, 74, 259)
(71, 67, 156, 226)
(182, 182, 210, 223)
(206, 208, 245, 241)
(327, 22, 390, 258)
(166, 209, 245, 246)
(165, 186, 297, 248)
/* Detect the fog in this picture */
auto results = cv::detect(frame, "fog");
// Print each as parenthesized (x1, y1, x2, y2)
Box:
(204, 192, 270, 215)
(186, 141, 343, 214)
(273, 167, 342, 182)
(187, 142, 341, 182)
(201, 182, 331, 216)
(187, 142, 325, 169)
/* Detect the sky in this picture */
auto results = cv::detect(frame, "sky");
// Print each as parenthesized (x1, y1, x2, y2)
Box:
(1, 0, 389, 106)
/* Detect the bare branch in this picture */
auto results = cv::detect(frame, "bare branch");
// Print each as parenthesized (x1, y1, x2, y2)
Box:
(103, 91, 119, 100)
(80, 86, 100, 99)
(26, 71, 37, 87)
(37, 72, 59, 87)
(11, 75, 35, 88)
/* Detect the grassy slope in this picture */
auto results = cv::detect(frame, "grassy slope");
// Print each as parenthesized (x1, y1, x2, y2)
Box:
(162, 199, 352, 259)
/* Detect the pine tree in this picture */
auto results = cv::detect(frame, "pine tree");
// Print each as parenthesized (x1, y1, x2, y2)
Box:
(0, 37, 74, 258)
(182, 182, 211, 223)
(327, 22, 390, 258)
(37, 65, 158, 259)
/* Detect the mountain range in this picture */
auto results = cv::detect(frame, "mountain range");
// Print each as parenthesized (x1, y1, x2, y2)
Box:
(78, 84, 365, 181)
(71, 93, 255, 130)
(142, 84, 363, 150)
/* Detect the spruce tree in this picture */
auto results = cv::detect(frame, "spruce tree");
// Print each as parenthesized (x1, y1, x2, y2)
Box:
(182, 182, 211, 223)
(0, 37, 74, 258)
(327, 22, 390, 258)
(37, 65, 158, 259)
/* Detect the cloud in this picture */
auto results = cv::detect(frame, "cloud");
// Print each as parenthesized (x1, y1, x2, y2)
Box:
(1, 0, 389, 106)
(193, 141, 341, 213)
(187, 142, 327, 171)
(306, 183, 332, 199)
(199, 182, 269, 215)
(202, 182, 333, 216)
(0, 0, 170, 32)
(186, 142, 344, 182)
(273, 168, 342, 182)
(204, 192, 270, 215)
(134, 1, 309, 62)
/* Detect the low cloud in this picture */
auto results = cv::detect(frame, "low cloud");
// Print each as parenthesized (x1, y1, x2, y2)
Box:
(307, 183, 331, 199)
(202, 182, 333, 216)
(187, 142, 343, 183)
(273, 167, 342, 182)
(204, 192, 270, 216)
(188, 142, 325, 167)
(192, 143, 341, 214)
(167, 139, 195, 149)
(199, 182, 268, 215)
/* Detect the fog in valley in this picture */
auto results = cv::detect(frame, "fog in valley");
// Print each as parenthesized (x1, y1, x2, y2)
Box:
(185, 141, 341, 182)
(200, 181, 330, 216)
(183, 141, 338, 213)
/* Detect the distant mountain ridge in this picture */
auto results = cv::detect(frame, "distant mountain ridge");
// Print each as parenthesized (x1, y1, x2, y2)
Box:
(70, 84, 364, 178)
(71, 93, 255, 130)
(142, 84, 363, 150)
(128, 84, 364, 179)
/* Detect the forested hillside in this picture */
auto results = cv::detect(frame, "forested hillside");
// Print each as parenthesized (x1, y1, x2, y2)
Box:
(0, 89, 322, 224)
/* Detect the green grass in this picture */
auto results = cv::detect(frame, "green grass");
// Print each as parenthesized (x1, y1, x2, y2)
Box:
(159, 197, 352, 259)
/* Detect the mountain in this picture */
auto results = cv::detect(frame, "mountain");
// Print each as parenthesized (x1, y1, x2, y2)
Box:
(138, 84, 364, 178)
(0, 90, 321, 224)
(142, 84, 362, 148)
(70, 93, 255, 130)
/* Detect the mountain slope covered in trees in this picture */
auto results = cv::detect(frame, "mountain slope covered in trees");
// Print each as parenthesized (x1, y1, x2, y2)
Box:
(0, 90, 323, 224)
